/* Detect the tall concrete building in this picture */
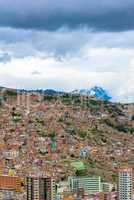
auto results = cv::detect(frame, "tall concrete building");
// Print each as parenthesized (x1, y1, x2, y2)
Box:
(68, 176, 101, 195)
(118, 167, 133, 200)
(27, 176, 55, 200)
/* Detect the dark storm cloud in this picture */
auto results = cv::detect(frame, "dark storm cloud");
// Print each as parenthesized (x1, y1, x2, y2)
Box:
(0, 0, 134, 31)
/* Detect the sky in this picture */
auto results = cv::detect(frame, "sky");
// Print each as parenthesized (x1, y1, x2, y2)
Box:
(0, 0, 134, 102)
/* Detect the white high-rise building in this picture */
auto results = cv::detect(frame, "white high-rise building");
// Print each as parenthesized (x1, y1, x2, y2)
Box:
(68, 176, 101, 195)
(118, 167, 133, 200)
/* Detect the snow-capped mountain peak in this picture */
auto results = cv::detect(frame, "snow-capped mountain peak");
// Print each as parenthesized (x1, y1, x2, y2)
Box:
(72, 86, 112, 101)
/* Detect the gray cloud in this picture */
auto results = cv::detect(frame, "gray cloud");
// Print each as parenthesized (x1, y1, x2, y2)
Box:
(31, 71, 41, 76)
(0, 20, 134, 103)
(0, 0, 134, 31)
(1, 27, 134, 60)
(0, 27, 90, 58)
(0, 52, 11, 63)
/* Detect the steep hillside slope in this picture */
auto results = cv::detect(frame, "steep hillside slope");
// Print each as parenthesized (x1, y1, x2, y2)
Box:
(0, 90, 134, 182)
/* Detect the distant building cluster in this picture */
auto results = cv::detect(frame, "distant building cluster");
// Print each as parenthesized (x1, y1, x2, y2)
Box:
(0, 167, 133, 199)
(0, 92, 133, 200)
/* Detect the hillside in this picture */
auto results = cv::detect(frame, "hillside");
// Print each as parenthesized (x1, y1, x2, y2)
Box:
(0, 88, 134, 183)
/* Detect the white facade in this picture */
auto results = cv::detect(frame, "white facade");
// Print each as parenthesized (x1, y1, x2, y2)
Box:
(118, 168, 132, 200)
(102, 182, 113, 192)
(68, 176, 101, 194)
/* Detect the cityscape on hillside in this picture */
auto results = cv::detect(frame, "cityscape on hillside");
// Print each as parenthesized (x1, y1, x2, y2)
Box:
(0, 88, 133, 199)
(0, 0, 134, 199)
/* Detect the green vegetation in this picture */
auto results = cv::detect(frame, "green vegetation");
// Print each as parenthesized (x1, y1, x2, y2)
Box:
(11, 108, 22, 123)
(72, 96, 81, 105)
(75, 169, 88, 176)
(58, 117, 64, 122)
(77, 129, 87, 139)
(103, 118, 134, 133)
(71, 161, 85, 171)
(44, 95, 57, 102)
(61, 94, 72, 105)
(112, 172, 118, 182)
(49, 131, 56, 141)
(12, 115, 22, 123)
(88, 160, 97, 168)
(65, 127, 77, 136)
(6, 90, 17, 96)
(36, 118, 44, 125)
